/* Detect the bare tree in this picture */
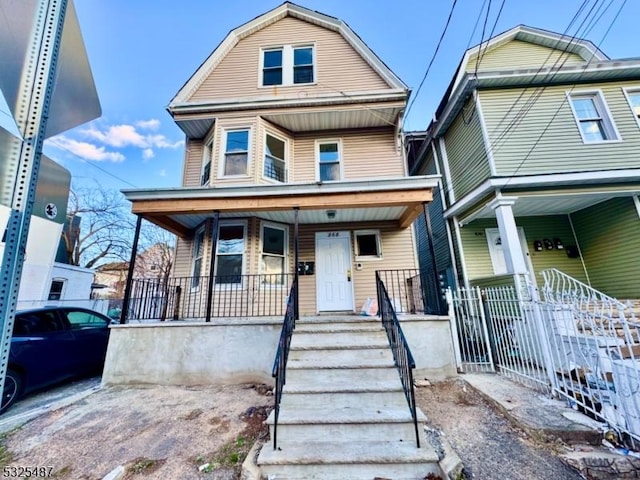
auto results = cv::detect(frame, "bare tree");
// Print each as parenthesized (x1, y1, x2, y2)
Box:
(62, 185, 134, 268)
(136, 225, 176, 282)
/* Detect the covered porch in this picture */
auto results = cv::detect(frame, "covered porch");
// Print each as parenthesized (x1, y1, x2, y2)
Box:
(450, 179, 640, 300)
(120, 176, 439, 323)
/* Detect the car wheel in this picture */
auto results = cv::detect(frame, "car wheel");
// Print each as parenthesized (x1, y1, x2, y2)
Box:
(1, 369, 22, 413)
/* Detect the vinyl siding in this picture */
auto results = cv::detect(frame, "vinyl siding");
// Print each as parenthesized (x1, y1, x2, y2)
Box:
(171, 218, 417, 315)
(460, 216, 588, 283)
(298, 223, 417, 315)
(570, 197, 640, 298)
(183, 139, 204, 187)
(196, 123, 402, 187)
(190, 16, 389, 103)
(467, 40, 585, 73)
(479, 81, 640, 175)
(443, 97, 491, 198)
(293, 127, 403, 182)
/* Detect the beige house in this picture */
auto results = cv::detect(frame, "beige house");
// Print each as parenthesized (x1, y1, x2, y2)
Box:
(121, 2, 438, 320)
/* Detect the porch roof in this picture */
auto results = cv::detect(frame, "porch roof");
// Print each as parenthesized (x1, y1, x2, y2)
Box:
(445, 170, 640, 224)
(122, 176, 438, 237)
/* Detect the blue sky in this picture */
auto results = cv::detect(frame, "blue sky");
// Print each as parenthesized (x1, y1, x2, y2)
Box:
(32, 0, 640, 191)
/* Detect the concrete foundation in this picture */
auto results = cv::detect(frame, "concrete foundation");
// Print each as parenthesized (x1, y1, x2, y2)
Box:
(102, 315, 457, 387)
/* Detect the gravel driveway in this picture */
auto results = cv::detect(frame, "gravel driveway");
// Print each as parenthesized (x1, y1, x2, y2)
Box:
(1, 377, 585, 480)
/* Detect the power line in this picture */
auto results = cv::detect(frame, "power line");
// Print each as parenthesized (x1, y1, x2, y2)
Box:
(501, 0, 628, 187)
(405, 0, 459, 122)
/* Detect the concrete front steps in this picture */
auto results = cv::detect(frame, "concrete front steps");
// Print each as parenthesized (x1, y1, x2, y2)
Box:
(257, 316, 441, 480)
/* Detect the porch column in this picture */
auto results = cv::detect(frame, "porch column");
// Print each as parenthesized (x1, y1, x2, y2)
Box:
(488, 196, 527, 274)
(120, 215, 143, 324)
(205, 211, 220, 323)
(293, 207, 299, 320)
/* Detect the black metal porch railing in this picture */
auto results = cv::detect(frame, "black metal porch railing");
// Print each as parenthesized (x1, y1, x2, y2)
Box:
(271, 276, 298, 450)
(376, 268, 446, 315)
(124, 273, 292, 321)
(376, 271, 421, 448)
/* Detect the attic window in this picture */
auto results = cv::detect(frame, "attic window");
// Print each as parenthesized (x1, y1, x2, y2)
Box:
(261, 45, 315, 87)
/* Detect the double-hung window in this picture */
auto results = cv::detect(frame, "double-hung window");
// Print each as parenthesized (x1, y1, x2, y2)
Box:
(317, 141, 341, 181)
(624, 88, 640, 127)
(201, 139, 213, 186)
(222, 129, 249, 176)
(293, 47, 314, 84)
(568, 92, 619, 143)
(261, 224, 287, 286)
(215, 223, 246, 285)
(263, 49, 283, 86)
(191, 228, 205, 289)
(264, 133, 287, 182)
(261, 45, 314, 87)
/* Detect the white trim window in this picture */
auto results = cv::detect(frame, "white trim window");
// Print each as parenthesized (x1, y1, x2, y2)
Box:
(354, 230, 382, 260)
(260, 222, 288, 286)
(623, 88, 640, 127)
(568, 91, 619, 143)
(215, 222, 246, 285)
(317, 140, 342, 181)
(201, 138, 213, 186)
(264, 132, 287, 182)
(261, 45, 315, 87)
(191, 228, 205, 289)
(220, 129, 250, 177)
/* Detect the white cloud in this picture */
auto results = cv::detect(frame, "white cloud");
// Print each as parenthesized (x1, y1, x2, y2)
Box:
(159, 169, 167, 177)
(142, 148, 154, 160)
(147, 134, 184, 149)
(136, 119, 161, 130)
(81, 123, 183, 151)
(46, 136, 125, 162)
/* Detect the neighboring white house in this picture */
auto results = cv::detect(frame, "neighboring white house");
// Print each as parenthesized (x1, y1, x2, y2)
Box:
(0, 155, 106, 313)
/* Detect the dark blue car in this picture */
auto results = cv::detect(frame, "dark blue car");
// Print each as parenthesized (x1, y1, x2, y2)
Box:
(1, 306, 112, 413)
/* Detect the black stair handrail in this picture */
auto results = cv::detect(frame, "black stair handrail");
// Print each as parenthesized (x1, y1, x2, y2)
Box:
(376, 271, 421, 448)
(270, 276, 298, 450)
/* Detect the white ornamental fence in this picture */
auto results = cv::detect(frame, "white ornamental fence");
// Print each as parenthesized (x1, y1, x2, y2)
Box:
(447, 270, 640, 446)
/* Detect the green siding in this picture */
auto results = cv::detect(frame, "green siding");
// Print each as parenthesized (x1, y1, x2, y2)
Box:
(460, 216, 588, 283)
(444, 97, 491, 198)
(480, 81, 640, 175)
(467, 40, 585, 73)
(571, 197, 640, 298)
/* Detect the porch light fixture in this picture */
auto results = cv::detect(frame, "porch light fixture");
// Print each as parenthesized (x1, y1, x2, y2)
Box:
(326, 210, 336, 220)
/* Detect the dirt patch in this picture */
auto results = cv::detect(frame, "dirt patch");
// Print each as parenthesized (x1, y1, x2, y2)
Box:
(3, 383, 272, 480)
(415, 377, 582, 480)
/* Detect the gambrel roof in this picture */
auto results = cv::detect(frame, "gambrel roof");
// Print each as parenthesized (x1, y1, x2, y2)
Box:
(170, 2, 407, 107)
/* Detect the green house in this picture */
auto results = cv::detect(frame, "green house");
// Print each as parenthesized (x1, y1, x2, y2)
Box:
(408, 25, 640, 301)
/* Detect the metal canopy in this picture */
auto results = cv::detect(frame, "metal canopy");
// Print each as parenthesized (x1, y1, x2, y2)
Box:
(0, 0, 101, 138)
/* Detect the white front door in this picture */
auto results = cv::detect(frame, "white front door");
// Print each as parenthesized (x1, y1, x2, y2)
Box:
(316, 231, 354, 312)
(486, 227, 536, 283)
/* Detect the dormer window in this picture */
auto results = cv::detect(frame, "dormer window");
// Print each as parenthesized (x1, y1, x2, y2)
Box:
(261, 45, 315, 87)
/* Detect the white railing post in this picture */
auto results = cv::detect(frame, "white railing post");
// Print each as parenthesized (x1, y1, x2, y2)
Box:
(527, 281, 559, 392)
(477, 286, 496, 372)
(446, 288, 463, 371)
